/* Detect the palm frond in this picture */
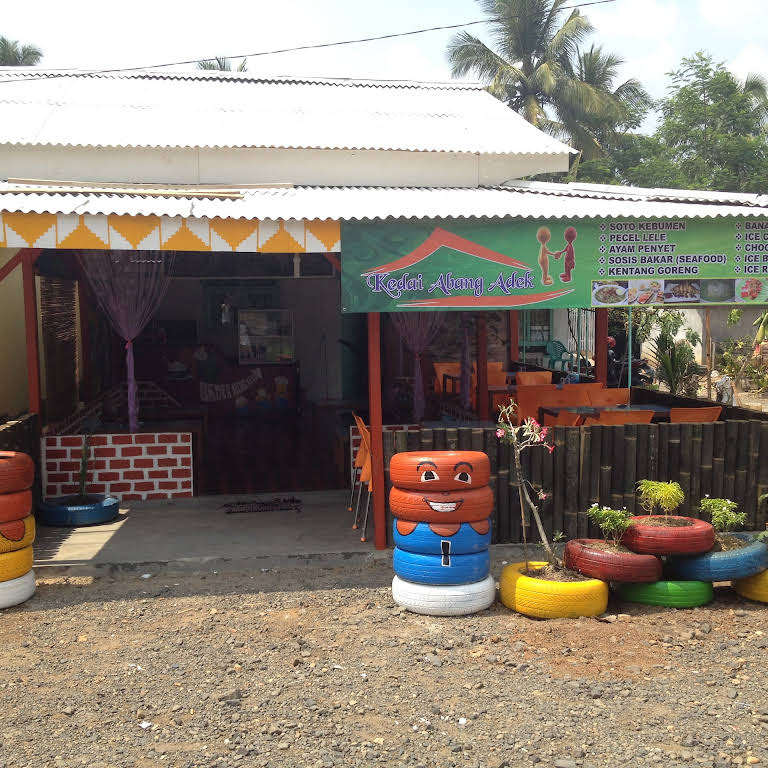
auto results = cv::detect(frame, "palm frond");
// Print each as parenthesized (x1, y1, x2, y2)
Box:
(197, 56, 233, 71)
(545, 10, 593, 63)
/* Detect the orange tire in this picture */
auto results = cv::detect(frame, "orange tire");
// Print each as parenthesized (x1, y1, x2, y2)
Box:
(389, 451, 490, 491)
(0, 452, 34, 494)
(0, 515, 35, 554)
(389, 486, 493, 523)
(0, 490, 32, 523)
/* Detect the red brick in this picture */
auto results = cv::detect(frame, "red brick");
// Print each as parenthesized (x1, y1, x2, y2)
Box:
(60, 461, 80, 471)
(89, 436, 108, 446)
(112, 435, 134, 445)
(157, 434, 178, 444)
(121, 447, 142, 457)
(133, 481, 154, 492)
(148, 470, 169, 479)
(178, 456, 192, 468)
(172, 469, 192, 479)
(47, 472, 69, 483)
(133, 458, 154, 469)
(45, 437, 60, 448)
(91, 460, 107, 471)
(180, 434, 191, 443)
(98, 472, 120, 482)
(95, 447, 116, 458)
(121, 494, 142, 501)
(175, 491, 193, 498)
(146, 446, 168, 455)
(109, 482, 131, 492)
(123, 470, 145, 480)
(134, 434, 156, 444)
(147, 492, 170, 500)
(61, 437, 83, 447)
(159, 481, 178, 490)
(61, 484, 80, 494)
(171, 445, 191, 456)
(70, 448, 85, 459)
(85, 484, 106, 494)
(110, 459, 131, 469)
(157, 458, 178, 467)
(46, 449, 68, 459)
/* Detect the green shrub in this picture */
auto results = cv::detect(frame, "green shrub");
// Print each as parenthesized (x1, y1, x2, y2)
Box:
(636, 479, 684, 516)
(700, 497, 745, 532)
(586, 504, 633, 547)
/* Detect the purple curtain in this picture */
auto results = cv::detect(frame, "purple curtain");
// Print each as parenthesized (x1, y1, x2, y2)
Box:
(79, 250, 175, 432)
(390, 312, 445, 422)
(460, 313, 472, 410)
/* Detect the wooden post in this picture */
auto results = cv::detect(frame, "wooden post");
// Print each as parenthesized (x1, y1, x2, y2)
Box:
(476, 314, 489, 420)
(508, 311, 520, 365)
(21, 249, 42, 416)
(367, 313, 387, 550)
(594, 308, 608, 385)
(705, 309, 712, 401)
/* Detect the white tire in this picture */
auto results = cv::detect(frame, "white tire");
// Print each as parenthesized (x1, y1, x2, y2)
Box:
(0, 569, 35, 609)
(392, 574, 496, 616)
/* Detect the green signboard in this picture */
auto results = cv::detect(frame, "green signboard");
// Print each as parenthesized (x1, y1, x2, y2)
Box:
(341, 217, 768, 312)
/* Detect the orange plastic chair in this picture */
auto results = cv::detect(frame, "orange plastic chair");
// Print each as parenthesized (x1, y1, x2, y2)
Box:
(542, 411, 583, 427)
(587, 388, 631, 407)
(514, 384, 560, 424)
(670, 406, 722, 423)
(563, 382, 604, 392)
(589, 410, 654, 425)
(516, 371, 553, 386)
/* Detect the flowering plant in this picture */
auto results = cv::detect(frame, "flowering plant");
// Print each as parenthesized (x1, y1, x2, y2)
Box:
(700, 496, 745, 533)
(586, 504, 632, 547)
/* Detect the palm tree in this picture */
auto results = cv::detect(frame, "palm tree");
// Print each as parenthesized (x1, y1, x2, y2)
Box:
(0, 36, 42, 66)
(197, 56, 247, 72)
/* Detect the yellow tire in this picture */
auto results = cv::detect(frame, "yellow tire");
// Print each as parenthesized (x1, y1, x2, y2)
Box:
(733, 568, 768, 604)
(499, 561, 609, 619)
(0, 515, 35, 554)
(0, 546, 33, 583)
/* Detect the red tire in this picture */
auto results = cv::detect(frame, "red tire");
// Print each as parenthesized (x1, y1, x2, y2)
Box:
(390, 451, 490, 491)
(0, 490, 32, 523)
(0, 452, 34, 494)
(389, 486, 492, 524)
(563, 539, 662, 583)
(621, 516, 715, 556)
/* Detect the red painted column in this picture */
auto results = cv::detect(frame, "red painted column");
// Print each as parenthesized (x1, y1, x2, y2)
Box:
(367, 313, 387, 550)
(476, 314, 489, 420)
(21, 249, 42, 415)
(594, 308, 609, 385)
(508, 310, 520, 364)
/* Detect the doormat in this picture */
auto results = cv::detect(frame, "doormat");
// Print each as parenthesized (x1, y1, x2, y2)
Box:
(220, 497, 302, 515)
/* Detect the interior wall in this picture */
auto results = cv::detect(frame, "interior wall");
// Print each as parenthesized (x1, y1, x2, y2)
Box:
(0, 249, 28, 419)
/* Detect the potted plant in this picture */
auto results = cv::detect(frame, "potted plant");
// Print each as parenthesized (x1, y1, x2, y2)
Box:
(38, 435, 120, 527)
(621, 480, 715, 555)
(563, 504, 662, 582)
(666, 497, 768, 582)
(495, 402, 609, 619)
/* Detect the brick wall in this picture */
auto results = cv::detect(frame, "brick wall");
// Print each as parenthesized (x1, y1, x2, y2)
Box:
(42, 432, 193, 501)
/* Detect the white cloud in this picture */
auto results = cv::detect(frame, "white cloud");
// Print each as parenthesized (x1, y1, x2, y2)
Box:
(728, 43, 768, 83)
(697, 0, 768, 28)
(589, 0, 681, 43)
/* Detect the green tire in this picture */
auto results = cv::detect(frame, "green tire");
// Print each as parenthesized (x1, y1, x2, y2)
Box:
(616, 580, 713, 608)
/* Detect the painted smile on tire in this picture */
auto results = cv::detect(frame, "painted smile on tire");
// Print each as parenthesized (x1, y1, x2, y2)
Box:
(424, 498, 463, 514)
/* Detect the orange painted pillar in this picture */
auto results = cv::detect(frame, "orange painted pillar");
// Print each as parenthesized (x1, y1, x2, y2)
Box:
(367, 313, 387, 550)
(476, 314, 489, 421)
(508, 310, 520, 364)
(594, 308, 609, 385)
(21, 250, 42, 415)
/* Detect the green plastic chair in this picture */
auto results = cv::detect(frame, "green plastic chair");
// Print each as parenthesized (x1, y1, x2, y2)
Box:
(546, 340, 575, 371)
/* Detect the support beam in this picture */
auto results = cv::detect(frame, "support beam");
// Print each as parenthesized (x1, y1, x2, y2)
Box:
(0, 251, 22, 284)
(594, 308, 609, 386)
(21, 249, 42, 415)
(508, 310, 520, 364)
(476, 314, 489, 421)
(367, 313, 387, 550)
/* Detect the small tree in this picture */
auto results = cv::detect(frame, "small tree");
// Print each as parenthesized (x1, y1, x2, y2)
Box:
(586, 503, 632, 547)
(636, 479, 684, 517)
(78, 434, 92, 501)
(700, 497, 745, 532)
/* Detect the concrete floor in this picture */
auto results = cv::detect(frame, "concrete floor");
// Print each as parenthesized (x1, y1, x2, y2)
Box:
(33, 490, 376, 571)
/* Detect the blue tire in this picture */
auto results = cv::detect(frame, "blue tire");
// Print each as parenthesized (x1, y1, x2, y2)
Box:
(393, 547, 490, 585)
(393, 519, 492, 555)
(666, 533, 768, 582)
(37, 495, 120, 527)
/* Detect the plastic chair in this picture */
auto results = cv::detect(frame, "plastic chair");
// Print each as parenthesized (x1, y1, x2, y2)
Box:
(350, 414, 373, 542)
(587, 388, 631, 407)
(587, 410, 654, 425)
(563, 382, 604, 392)
(670, 406, 722, 423)
(546, 340, 575, 371)
(348, 414, 369, 513)
(516, 371, 553, 386)
(542, 411, 583, 427)
(514, 384, 560, 424)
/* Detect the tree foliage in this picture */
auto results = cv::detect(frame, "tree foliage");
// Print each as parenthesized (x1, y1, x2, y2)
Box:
(197, 57, 247, 72)
(0, 36, 42, 66)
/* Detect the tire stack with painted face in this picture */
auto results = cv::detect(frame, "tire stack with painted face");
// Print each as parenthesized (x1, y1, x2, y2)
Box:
(389, 451, 495, 616)
(0, 452, 36, 609)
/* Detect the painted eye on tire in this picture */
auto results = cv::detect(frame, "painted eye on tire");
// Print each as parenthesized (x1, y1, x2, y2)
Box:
(420, 470, 439, 482)
(454, 471, 471, 484)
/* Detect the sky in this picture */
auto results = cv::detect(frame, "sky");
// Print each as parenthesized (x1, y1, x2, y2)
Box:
(3, 0, 768, 133)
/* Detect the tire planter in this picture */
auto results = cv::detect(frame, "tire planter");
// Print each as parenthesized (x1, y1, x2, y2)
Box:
(0, 569, 35, 609)
(389, 451, 491, 491)
(0, 490, 32, 523)
(621, 516, 715, 556)
(563, 539, 662, 583)
(392, 574, 496, 616)
(393, 518, 492, 555)
(37, 495, 120, 527)
(0, 546, 34, 583)
(732, 568, 768, 604)
(666, 534, 768, 582)
(499, 560, 609, 619)
(0, 515, 35, 554)
(389, 486, 493, 524)
(0, 451, 35, 494)
(393, 547, 490, 585)
(616, 580, 714, 608)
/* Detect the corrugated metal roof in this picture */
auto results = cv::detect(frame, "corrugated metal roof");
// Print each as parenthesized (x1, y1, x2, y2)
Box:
(0, 69, 573, 156)
(1, 182, 767, 220)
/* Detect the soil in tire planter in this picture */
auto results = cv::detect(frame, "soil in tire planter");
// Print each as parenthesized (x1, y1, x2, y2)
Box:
(564, 538, 663, 583)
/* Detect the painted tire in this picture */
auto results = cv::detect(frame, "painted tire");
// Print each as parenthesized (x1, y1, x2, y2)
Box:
(0, 569, 35, 609)
(563, 539, 662, 583)
(622, 516, 715, 556)
(0, 490, 32, 523)
(392, 574, 496, 616)
(389, 486, 493, 524)
(499, 561, 608, 619)
(390, 451, 490, 491)
(616, 580, 714, 608)
(0, 546, 33, 583)
(666, 534, 768, 582)
(733, 568, 768, 603)
(37, 495, 120, 527)
(0, 451, 34, 494)
(0, 515, 35, 554)
(393, 518, 492, 555)
(392, 547, 490, 585)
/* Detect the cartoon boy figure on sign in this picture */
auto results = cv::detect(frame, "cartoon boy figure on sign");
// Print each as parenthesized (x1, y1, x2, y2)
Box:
(554, 226, 578, 283)
(536, 226, 558, 286)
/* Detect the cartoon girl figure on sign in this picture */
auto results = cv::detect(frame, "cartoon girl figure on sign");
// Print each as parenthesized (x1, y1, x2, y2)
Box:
(554, 226, 578, 282)
(536, 226, 557, 286)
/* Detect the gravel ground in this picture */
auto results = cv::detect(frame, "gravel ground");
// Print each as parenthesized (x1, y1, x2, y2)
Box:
(1, 560, 767, 768)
